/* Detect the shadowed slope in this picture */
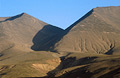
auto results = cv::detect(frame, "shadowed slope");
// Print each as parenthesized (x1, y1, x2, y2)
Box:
(53, 53, 120, 78)
(31, 25, 64, 51)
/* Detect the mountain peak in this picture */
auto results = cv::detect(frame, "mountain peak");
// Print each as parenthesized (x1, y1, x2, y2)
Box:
(20, 12, 31, 16)
(52, 6, 120, 54)
(65, 9, 94, 32)
(0, 12, 34, 22)
(65, 6, 120, 33)
(93, 6, 120, 12)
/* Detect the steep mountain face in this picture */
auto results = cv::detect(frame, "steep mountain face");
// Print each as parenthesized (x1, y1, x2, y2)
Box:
(52, 6, 120, 55)
(0, 6, 120, 78)
(0, 13, 63, 52)
(0, 13, 63, 78)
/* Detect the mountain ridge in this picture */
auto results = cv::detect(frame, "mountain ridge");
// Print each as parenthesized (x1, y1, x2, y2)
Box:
(0, 6, 120, 78)
(0, 12, 64, 52)
(49, 6, 120, 55)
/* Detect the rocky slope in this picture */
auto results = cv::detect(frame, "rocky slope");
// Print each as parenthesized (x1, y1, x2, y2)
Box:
(0, 13, 63, 78)
(0, 13, 64, 52)
(53, 53, 120, 78)
(51, 6, 120, 55)
(0, 6, 120, 78)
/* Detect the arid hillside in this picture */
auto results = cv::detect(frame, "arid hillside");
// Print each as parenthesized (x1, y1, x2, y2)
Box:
(52, 53, 120, 78)
(0, 13, 63, 78)
(0, 13, 64, 52)
(52, 6, 120, 55)
(0, 6, 120, 78)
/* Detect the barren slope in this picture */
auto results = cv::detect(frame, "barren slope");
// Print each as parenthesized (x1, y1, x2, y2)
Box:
(0, 50, 61, 78)
(52, 6, 120, 55)
(0, 6, 120, 78)
(0, 13, 63, 78)
(53, 53, 120, 78)
(0, 13, 64, 52)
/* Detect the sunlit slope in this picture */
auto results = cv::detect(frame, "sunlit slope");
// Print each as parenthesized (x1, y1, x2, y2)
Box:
(52, 6, 120, 55)
(0, 13, 63, 52)
(0, 49, 61, 78)
(0, 13, 63, 78)
(94, 6, 120, 30)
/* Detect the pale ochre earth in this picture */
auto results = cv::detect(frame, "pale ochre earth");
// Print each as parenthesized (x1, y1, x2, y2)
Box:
(0, 6, 120, 78)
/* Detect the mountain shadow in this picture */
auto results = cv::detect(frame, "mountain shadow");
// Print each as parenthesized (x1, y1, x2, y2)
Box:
(31, 10, 94, 52)
(31, 25, 64, 51)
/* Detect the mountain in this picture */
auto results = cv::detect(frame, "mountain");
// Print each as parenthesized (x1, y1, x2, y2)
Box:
(0, 13, 63, 78)
(0, 6, 120, 78)
(51, 6, 120, 55)
(0, 13, 64, 52)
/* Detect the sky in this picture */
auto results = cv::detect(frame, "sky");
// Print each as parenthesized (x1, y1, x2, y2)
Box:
(0, 0, 120, 29)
